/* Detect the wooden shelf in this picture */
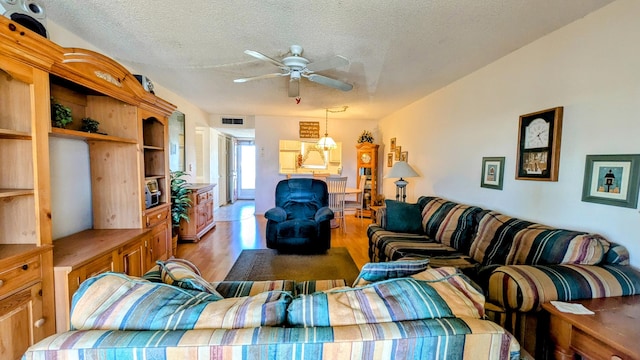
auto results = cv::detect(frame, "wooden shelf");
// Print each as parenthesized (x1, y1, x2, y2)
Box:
(145, 175, 165, 180)
(0, 128, 31, 139)
(53, 228, 150, 269)
(143, 145, 163, 151)
(0, 244, 50, 263)
(50, 127, 138, 144)
(0, 189, 34, 198)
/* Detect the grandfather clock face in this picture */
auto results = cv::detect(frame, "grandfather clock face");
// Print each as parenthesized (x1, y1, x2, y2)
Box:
(360, 152, 371, 164)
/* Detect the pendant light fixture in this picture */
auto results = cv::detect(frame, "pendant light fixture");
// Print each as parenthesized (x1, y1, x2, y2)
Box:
(317, 106, 347, 151)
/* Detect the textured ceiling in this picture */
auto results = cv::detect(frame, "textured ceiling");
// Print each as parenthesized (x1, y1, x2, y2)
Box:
(40, 0, 613, 123)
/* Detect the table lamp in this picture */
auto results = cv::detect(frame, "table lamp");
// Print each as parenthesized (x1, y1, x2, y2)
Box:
(385, 161, 419, 202)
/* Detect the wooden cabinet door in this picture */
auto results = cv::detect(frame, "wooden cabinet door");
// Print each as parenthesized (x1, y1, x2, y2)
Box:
(118, 240, 145, 277)
(146, 221, 170, 270)
(0, 283, 44, 360)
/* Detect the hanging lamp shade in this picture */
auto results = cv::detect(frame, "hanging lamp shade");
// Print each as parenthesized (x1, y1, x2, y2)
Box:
(317, 108, 338, 150)
(317, 135, 337, 150)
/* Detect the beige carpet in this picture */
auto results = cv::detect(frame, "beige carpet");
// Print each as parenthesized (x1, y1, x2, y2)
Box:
(224, 247, 360, 285)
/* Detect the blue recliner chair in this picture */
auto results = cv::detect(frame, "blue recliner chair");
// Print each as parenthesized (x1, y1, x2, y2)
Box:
(265, 179, 334, 253)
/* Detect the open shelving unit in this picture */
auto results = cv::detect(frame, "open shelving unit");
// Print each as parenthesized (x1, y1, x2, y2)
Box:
(0, 16, 177, 345)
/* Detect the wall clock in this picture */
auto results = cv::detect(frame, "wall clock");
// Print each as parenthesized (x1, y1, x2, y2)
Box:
(516, 106, 563, 181)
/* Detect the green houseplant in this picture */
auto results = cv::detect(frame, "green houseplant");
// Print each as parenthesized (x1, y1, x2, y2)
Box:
(51, 97, 73, 129)
(170, 171, 192, 238)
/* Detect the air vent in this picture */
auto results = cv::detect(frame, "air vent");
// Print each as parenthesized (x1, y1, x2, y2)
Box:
(221, 117, 244, 125)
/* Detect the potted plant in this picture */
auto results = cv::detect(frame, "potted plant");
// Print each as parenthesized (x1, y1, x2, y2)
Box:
(170, 171, 192, 251)
(51, 97, 73, 129)
(81, 117, 101, 133)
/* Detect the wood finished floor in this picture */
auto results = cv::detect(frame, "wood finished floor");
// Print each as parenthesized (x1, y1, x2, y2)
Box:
(176, 200, 371, 281)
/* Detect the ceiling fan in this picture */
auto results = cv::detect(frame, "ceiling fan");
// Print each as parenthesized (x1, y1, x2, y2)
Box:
(233, 45, 353, 97)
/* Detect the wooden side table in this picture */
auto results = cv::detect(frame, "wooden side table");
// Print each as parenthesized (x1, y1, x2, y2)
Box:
(369, 205, 385, 224)
(542, 296, 640, 360)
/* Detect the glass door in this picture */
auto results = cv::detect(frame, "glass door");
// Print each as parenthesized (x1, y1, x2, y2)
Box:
(237, 140, 255, 199)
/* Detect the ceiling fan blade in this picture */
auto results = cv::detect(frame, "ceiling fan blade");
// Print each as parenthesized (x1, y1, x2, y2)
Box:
(288, 77, 300, 97)
(306, 74, 353, 91)
(306, 55, 350, 72)
(244, 50, 286, 68)
(234, 72, 288, 83)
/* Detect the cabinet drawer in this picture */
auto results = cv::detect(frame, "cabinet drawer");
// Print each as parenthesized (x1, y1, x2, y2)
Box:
(0, 255, 41, 298)
(196, 192, 208, 204)
(572, 328, 629, 360)
(145, 207, 169, 227)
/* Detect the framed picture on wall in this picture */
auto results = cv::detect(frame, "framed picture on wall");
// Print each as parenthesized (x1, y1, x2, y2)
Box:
(481, 157, 505, 190)
(581, 154, 640, 208)
(387, 153, 393, 167)
(516, 106, 563, 181)
(395, 146, 402, 160)
(400, 151, 408, 162)
(390, 137, 397, 151)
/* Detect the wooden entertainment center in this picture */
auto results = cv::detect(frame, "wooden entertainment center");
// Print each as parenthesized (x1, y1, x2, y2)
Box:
(0, 16, 177, 356)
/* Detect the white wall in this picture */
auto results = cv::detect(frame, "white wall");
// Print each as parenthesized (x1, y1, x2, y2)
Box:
(379, 0, 640, 267)
(49, 138, 92, 239)
(255, 115, 378, 214)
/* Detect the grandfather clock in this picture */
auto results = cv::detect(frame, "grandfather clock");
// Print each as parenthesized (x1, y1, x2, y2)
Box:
(356, 143, 379, 218)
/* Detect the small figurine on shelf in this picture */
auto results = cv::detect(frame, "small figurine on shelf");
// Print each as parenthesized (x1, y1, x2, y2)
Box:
(358, 130, 374, 144)
(50, 97, 72, 129)
(81, 117, 100, 133)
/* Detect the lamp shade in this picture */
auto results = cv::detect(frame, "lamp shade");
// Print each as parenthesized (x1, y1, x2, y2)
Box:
(317, 136, 337, 150)
(385, 161, 419, 179)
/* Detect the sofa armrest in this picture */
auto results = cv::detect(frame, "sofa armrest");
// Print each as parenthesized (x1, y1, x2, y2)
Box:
(265, 207, 287, 222)
(486, 264, 640, 312)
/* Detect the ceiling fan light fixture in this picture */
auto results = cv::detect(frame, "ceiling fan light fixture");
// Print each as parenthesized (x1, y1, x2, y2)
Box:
(235, 45, 353, 97)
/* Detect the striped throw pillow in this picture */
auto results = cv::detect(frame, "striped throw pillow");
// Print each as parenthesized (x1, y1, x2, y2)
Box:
(158, 259, 222, 297)
(352, 258, 430, 287)
(71, 272, 292, 330)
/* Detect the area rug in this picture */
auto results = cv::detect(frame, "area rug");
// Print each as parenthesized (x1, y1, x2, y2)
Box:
(224, 247, 360, 284)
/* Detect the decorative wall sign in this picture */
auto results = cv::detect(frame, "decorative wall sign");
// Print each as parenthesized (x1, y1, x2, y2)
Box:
(581, 154, 640, 208)
(481, 157, 505, 190)
(299, 121, 320, 138)
(516, 107, 563, 181)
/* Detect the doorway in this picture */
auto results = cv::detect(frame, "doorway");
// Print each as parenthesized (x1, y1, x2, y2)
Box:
(237, 140, 255, 199)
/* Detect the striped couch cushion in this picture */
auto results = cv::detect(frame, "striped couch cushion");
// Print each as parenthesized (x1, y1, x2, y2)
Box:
(352, 258, 431, 286)
(71, 273, 292, 331)
(287, 277, 484, 327)
(23, 319, 521, 360)
(368, 227, 460, 262)
(419, 197, 484, 253)
(210, 280, 295, 298)
(469, 211, 610, 266)
(604, 242, 630, 265)
(487, 264, 640, 312)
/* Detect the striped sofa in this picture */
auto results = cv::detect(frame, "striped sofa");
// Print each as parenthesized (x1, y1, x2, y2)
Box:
(368, 196, 640, 358)
(23, 262, 520, 360)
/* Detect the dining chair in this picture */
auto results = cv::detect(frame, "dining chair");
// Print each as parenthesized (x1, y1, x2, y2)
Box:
(344, 176, 367, 225)
(325, 176, 348, 233)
